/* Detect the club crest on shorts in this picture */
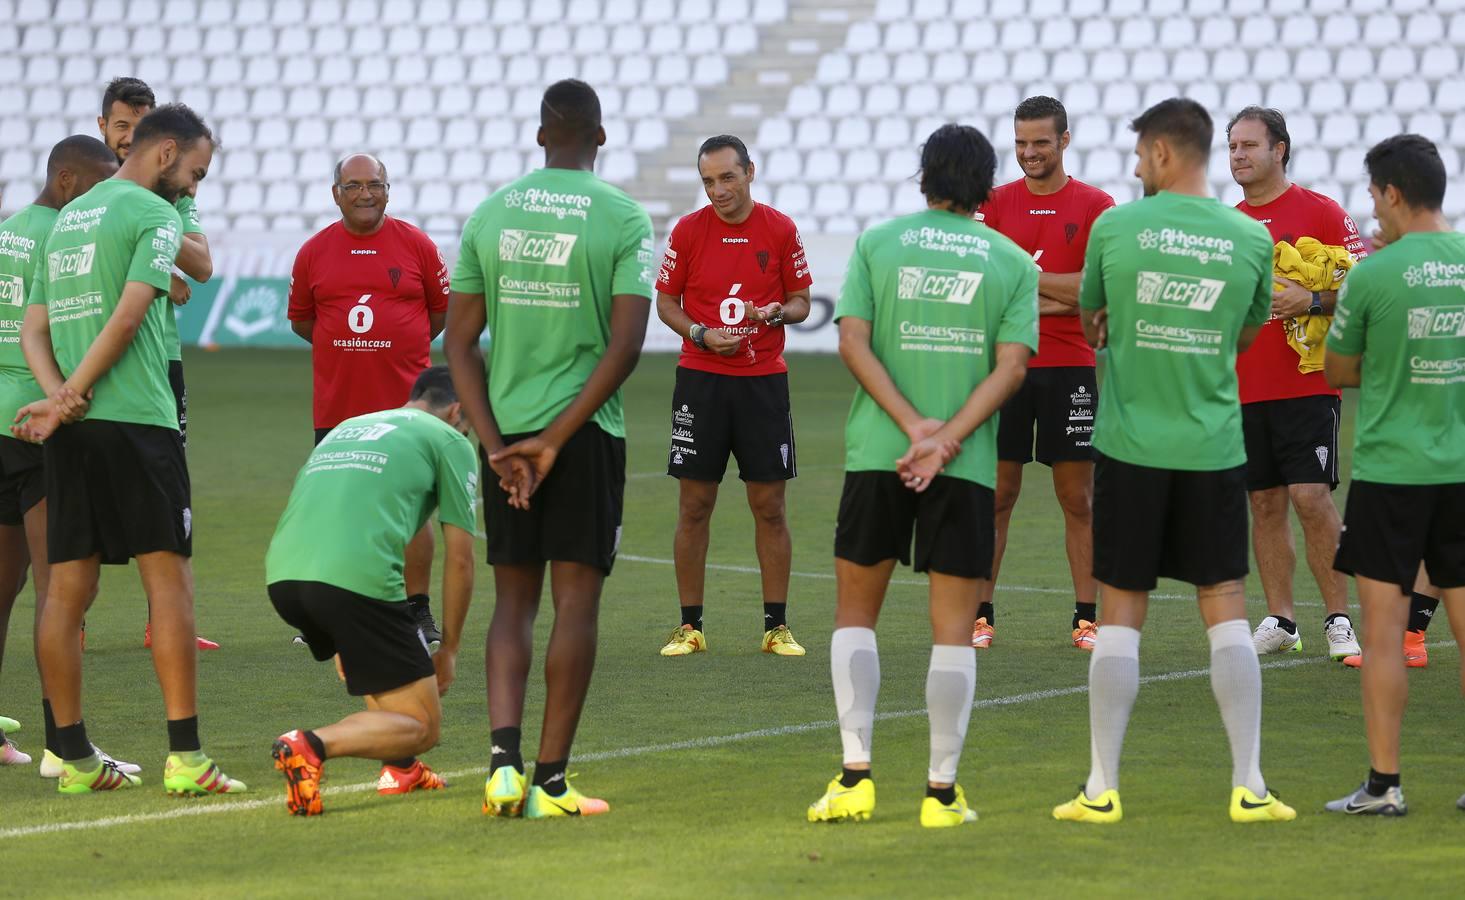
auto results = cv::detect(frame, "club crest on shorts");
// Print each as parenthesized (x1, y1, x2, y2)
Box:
(1315, 445, 1329, 469)
(780, 443, 789, 468)
(182, 507, 192, 538)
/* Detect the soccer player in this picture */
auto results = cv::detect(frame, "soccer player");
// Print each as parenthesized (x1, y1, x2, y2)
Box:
(806, 124, 1037, 828)
(654, 134, 811, 658)
(14, 103, 244, 795)
(0, 136, 118, 767)
(267, 367, 476, 816)
(445, 79, 653, 818)
(1227, 106, 1364, 659)
(287, 152, 450, 650)
(1052, 99, 1294, 825)
(97, 76, 220, 652)
(1323, 134, 1465, 816)
(975, 96, 1114, 651)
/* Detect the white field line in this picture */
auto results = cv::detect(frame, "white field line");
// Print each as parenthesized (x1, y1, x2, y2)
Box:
(8, 642, 1452, 840)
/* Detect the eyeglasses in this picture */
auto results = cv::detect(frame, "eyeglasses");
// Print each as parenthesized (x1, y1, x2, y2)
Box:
(336, 181, 389, 196)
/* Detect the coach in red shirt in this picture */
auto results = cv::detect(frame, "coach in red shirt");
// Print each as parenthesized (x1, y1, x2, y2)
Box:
(654, 135, 812, 659)
(976, 96, 1114, 652)
(1227, 107, 1365, 660)
(287, 152, 450, 647)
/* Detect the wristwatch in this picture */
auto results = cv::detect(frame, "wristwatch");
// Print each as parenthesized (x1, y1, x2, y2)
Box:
(1308, 291, 1324, 316)
(689, 323, 708, 350)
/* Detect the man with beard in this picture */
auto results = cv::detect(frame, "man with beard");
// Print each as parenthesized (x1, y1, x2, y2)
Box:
(14, 104, 245, 796)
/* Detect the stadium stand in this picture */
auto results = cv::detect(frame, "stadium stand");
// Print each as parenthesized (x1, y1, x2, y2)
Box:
(1, 0, 1463, 243)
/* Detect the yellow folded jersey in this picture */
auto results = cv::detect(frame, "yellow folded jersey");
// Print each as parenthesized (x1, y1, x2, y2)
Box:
(1272, 238, 1356, 374)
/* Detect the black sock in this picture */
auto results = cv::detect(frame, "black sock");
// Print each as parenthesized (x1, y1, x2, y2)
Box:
(977, 602, 994, 625)
(681, 605, 703, 632)
(1273, 616, 1297, 633)
(407, 593, 430, 610)
(167, 715, 201, 753)
(1073, 602, 1098, 629)
(303, 729, 327, 760)
(1323, 612, 1351, 626)
(763, 602, 787, 630)
(384, 757, 416, 769)
(839, 767, 870, 788)
(56, 721, 91, 762)
(1408, 592, 1439, 634)
(42, 698, 58, 754)
(491, 726, 523, 772)
(532, 759, 569, 797)
(926, 784, 957, 805)
(1366, 768, 1400, 796)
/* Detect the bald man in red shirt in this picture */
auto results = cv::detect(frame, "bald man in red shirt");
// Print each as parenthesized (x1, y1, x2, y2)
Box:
(288, 153, 450, 648)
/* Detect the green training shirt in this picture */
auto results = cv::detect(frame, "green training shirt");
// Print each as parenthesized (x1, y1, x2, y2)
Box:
(834, 208, 1040, 488)
(1078, 192, 1273, 471)
(265, 408, 479, 601)
(162, 194, 204, 363)
(0, 204, 55, 425)
(29, 178, 181, 429)
(1327, 230, 1465, 484)
(450, 167, 655, 438)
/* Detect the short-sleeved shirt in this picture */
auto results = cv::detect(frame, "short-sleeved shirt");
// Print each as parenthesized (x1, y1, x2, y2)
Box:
(1079, 192, 1273, 471)
(265, 407, 479, 601)
(834, 208, 1040, 488)
(450, 167, 655, 438)
(30, 178, 180, 430)
(1234, 184, 1368, 404)
(1326, 230, 1465, 485)
(977, 177, 1114, 369)
(656, 202, 811, 376)
(288, 216, 450, 430)
(0, 204, 56, 426)
(161, 194, 205, 363)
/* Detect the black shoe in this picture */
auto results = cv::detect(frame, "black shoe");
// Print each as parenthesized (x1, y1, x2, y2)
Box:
(410, 597, 442, 653)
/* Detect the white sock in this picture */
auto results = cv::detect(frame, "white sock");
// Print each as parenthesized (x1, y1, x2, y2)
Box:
(926, 644, 976, 784)
(830, 627, 879, 766)
(1208, 619, 1267, 796)
(1086, 625, 1141, 799)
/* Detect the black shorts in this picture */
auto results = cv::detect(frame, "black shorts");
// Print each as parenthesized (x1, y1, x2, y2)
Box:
(1334, 480, 1465, 595)
(268, 580, 435, 696)
(483, 422, 625, 574)
(1092, 453, 1248, 591)
(666, 367, 796, 483)
(44, 419, 193, 565)
(169, 359, 187, 449)
(996, 366, 1096, 466)
(1242, 395, 1340, 491)
(0, 436, 44, 526)
(834, 470, 995, 579)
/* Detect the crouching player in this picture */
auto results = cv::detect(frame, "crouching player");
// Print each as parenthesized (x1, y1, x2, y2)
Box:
(266, 367, 477, 816)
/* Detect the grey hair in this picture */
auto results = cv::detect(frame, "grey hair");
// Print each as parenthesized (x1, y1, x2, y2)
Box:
(333, 153, 386, 184)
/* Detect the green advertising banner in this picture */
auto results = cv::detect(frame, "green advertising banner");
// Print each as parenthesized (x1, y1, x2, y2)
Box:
(195, 277, 297, 348)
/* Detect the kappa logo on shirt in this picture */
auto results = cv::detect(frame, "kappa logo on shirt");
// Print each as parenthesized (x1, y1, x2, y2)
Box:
(499, 229, 577, 266)
(1407, 305, 1465, 339)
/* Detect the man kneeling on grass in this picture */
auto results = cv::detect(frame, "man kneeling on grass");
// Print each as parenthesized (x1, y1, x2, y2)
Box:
(265, 366, 478, 816)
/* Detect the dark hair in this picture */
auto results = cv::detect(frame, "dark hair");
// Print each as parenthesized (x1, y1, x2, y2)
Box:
(47, 135, 118, 177)
(1015, 95, 1068, 136)
(131, 102, 216, 152)
(1226, 106, 1291, 169)
(540, 79, 601, 144)
(409, 366, 458, 407)
(1365, 134, 1446, 211)
(100, 76, 155, 118)
(1130, 98, 1213, 162)
(918, 124, 996, 211)
(697, 134, 751, 172)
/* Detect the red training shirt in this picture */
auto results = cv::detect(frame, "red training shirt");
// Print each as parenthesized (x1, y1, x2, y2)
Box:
(656, 202, 812, 376)
(1234, 184, 1368, 405)
(288, 216, 450, 429)
(977, 177, 1114, 368)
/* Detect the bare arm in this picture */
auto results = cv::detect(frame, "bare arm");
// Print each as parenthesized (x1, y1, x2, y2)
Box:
(20, 302, 64, 396)
(1323, 348, 1361, 388)
(174, 232, 212, 283)
(1037, 271, 1082, 312)
(431, 523, 476, 695)
(772, 287, 812, 325)
(838, 316, 928, 438)
(1238, 323, 1263, 353)
(656, 290, 695, 339)
(429, 309, 446, 340)
(442, 290, 505, 455)
(291, 319, 313, 343)
(1080, 306, 1107, 349)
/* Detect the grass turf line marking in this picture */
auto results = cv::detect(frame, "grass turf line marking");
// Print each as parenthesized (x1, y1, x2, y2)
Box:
(9, 643, 1450, 840)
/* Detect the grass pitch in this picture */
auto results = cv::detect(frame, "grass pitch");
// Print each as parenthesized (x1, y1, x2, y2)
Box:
(1, 349, 1462, 897)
